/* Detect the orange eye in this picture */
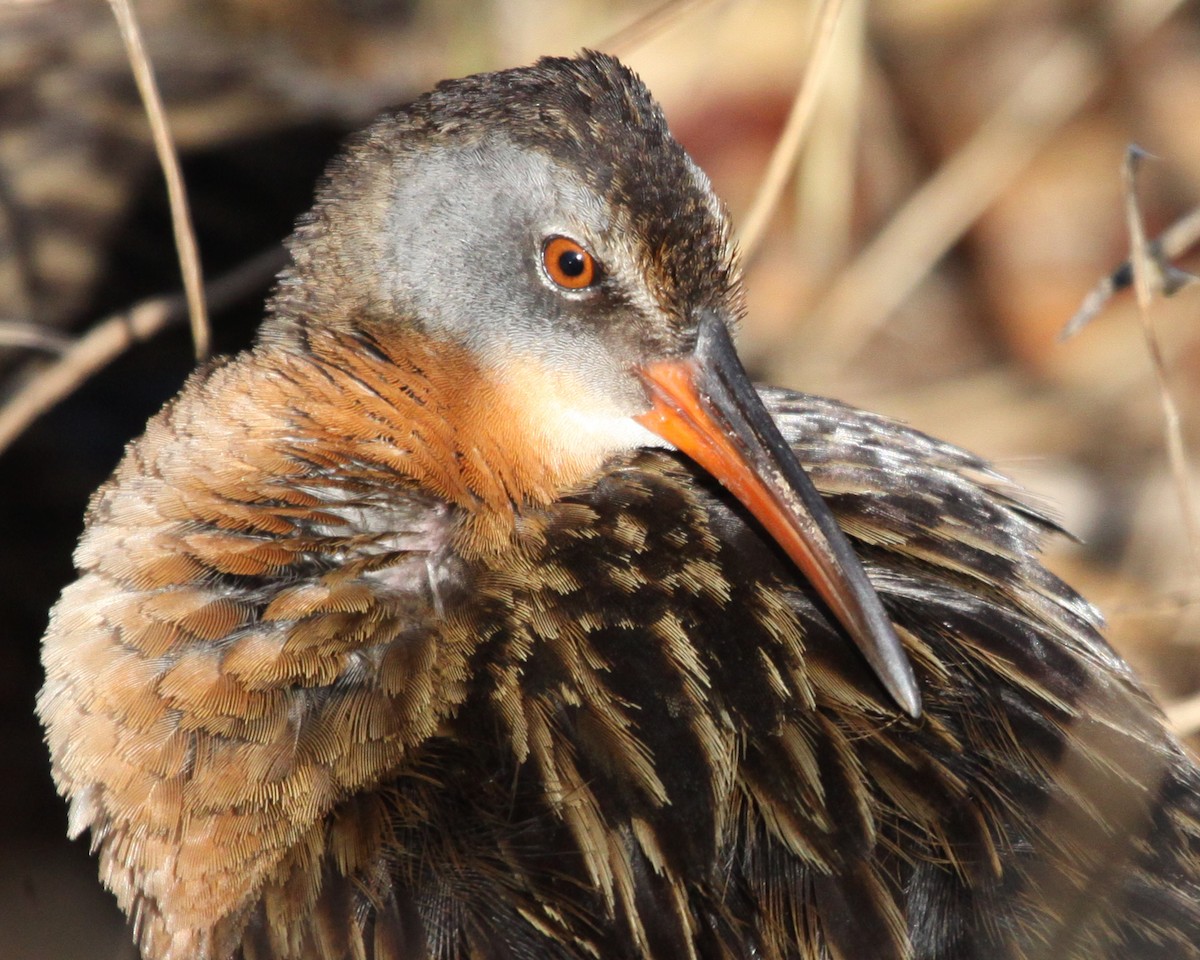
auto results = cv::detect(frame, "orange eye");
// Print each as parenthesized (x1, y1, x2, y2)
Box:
(542, 236, 597, 290)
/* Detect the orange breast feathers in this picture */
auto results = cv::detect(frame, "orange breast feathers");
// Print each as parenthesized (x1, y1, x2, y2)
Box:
(37, 324, 635, 958)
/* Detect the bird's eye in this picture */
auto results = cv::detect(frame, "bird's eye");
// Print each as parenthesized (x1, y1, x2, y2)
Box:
(542, 236, 598, 290)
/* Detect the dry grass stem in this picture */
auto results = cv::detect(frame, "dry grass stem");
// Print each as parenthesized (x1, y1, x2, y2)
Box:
(0, 299, 177, 455)
(738, 0, 847, 264)
(602, 0, 722, 57)
(0, 321, 71, 353)
(107, 0, 209, 360)
(0, 247, 285, 455)
(792, 0, 865, 275)
(1122, 148, 1200, 572)
(1157, 204, 1200, 274)
(787, 0, 1187, 376)
(797, 30, 1100, 373)
(1062, 272, 1127, 339)
(1063, 202, 1200, 338)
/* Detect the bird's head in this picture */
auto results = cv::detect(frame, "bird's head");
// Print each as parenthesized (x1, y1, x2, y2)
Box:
(263, 51, 920, 715)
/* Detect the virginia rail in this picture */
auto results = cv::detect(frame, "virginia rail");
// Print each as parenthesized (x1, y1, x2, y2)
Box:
(38, 53, 1200, 960)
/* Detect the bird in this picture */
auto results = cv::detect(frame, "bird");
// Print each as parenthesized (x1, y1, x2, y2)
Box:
(37, 52, 1200, 960)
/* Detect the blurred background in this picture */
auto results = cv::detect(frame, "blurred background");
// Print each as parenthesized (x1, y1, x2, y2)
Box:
(1, 0, 1198, 956)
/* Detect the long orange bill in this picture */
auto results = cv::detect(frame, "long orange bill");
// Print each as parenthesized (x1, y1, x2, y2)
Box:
(634, 310, 921, 718)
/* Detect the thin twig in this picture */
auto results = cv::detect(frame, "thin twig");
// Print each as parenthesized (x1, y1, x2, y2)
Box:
(0, 247, 285, 455)
(1062, 202, 1200, 338)
(0, 300, 177, 455)
(1122, 147, 1200, 571)
(107, 0, 209, 360)
(739, 0, 847, 263)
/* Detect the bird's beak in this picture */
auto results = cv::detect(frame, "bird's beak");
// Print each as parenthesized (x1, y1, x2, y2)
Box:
(634, 311, 922, 718)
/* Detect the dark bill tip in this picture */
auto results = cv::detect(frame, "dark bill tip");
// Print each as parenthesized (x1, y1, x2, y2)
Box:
(634, 311, 922, 718)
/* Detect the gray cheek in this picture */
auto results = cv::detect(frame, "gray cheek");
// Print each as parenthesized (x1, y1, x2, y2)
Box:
(378, 140, 603, 355)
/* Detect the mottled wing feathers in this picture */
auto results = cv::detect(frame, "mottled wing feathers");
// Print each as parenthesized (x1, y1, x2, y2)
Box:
(766, 390, 1200, 959)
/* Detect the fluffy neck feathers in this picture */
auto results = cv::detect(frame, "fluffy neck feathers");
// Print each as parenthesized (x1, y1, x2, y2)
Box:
(271, 326, 651, 557)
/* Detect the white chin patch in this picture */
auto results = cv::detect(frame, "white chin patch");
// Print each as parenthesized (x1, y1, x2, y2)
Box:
(522, 393, 678, 481)
(489, 351, 676, 467)
(558, 407, 670, 455)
